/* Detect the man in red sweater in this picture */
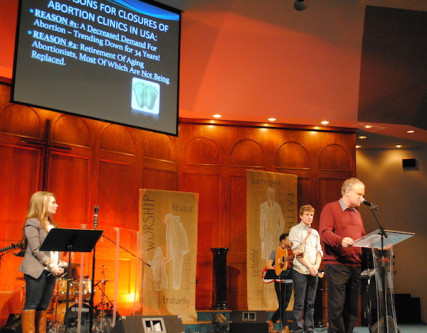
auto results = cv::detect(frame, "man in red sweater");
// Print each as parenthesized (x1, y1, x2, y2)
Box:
(319, 178, 367, 333)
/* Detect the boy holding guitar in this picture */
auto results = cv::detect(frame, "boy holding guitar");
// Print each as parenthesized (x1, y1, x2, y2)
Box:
(265, 233, 294, 333)
(289, 205, 323, 333)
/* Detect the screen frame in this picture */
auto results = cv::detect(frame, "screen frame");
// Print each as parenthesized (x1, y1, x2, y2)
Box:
(11, 0, 182, 136)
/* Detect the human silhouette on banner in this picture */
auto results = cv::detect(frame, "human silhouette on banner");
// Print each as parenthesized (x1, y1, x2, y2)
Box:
(148, 213, 189, 290)
(260, 188, 286, 259)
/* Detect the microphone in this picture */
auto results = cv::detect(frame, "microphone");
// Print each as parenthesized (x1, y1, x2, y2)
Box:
(360, 198, 379, 210)
(94, 205, 99, 229)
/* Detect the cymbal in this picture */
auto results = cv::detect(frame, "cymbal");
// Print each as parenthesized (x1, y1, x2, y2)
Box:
(96, 266, 111, 269)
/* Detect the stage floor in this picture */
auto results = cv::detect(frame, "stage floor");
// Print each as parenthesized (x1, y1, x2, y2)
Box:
(313, 324, 427, 333)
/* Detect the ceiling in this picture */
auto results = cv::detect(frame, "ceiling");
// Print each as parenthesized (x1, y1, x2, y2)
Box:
(157, 0, 427, 149)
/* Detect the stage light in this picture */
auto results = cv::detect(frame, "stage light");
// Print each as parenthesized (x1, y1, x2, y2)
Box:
(212, 313, 229, 333)
(294, 0, 307, 11)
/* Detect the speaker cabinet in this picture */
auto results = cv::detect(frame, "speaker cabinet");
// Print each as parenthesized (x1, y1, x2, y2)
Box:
(230, 311, 268, 333)
(230, 311, 268, 323)
(230, 322, 268, 333)
(402, 158, 417, 168)
(111, 315, 184, 333)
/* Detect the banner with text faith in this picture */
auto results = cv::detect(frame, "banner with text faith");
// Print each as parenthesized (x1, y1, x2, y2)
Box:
(246, 170, 298, 310)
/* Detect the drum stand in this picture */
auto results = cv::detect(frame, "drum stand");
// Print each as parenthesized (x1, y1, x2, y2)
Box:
(93, 267, 115, 333)
(47, 292, 61, 333)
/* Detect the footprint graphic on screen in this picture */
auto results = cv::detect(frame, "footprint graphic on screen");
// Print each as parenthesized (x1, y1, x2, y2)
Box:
(131, 78, 160, 114)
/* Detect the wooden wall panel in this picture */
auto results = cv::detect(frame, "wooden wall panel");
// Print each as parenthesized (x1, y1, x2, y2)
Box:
(47, 152, 90, 228)
(0, 103, 41, 138)
(142, 167, 177, 191)
(100, 124, 136, 156)
(228, 260, 247, 309)
(319, 144, 352, 171)
(319, 177, 349, 209)
(228, 173, 247, 254)
(181, 171, 221, 309)
(276, 141, 311, 170)
(230, 139, 266, 168)
(184, 137, 221, 165)
(51, 115, 91, 148)
(0, 140, 41, 319)
(195, 261, 212, 308)
(0, 84, 358, 322)
(0, 144, 41, 239)
(182, 172, 221, 252)
(227, 172, 248, 309)
(97, 161, 138, 230)
(143, 132, 176, 161)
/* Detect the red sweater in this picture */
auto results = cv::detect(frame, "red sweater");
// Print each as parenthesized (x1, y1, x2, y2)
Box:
(319, 200, 366, 266)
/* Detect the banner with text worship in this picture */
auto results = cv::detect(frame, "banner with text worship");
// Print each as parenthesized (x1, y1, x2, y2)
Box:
(139, 189, 198, 321)
(246, 170, 298, 310)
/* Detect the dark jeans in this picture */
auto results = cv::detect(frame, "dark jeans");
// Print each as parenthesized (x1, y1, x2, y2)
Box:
(325, 264, 361, 333)
(271, 281, 293, 327)
(292, 270, 318, 333)
(24, 271, 56, 310)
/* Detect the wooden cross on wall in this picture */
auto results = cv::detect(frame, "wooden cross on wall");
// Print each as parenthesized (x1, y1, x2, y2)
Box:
(19, 119, 71, 190)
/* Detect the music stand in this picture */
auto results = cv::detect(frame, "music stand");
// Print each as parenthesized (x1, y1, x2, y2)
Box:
(264, 269, 292, 330)
(40, 228, 103, 332)
(353, 229, 414, 249)
(354, 229, 414, 333)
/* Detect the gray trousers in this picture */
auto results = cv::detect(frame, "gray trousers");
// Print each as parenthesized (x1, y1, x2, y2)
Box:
(292, 270, 319, 333)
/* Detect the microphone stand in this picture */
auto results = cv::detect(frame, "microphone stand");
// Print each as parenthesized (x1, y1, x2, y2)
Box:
(89, 206, 99, 333)
(369, 206, 388, 333)
(100, 233, 151, 267)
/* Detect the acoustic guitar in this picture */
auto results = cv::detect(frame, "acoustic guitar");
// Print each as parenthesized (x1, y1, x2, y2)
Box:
(274, 247, 294, 276)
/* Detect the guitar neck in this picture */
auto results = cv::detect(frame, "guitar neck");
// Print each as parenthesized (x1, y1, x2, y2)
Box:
(0, 243, 18, 253)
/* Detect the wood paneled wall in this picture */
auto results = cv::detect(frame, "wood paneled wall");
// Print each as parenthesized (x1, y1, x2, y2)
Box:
(0, 83, 356, 323)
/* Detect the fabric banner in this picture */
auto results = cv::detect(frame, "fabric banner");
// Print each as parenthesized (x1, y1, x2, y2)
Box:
(246, 170, 298, 310)
(139, 189, 198, 322)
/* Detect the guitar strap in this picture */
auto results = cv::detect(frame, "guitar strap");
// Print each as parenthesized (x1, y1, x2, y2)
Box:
(296, 228, 312, 254)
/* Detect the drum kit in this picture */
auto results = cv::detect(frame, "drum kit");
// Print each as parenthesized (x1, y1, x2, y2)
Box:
(48, 264, 118, 333)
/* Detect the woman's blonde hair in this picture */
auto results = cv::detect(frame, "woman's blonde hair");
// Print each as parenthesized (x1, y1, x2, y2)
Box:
(20, 191, 57, 248)
(26, 191, 57, 229)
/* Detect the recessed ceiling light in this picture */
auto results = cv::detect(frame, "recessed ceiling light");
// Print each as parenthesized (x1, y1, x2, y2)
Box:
(267, 117, 276, 122)
(320, 120, 329, 125)
(213, 114, 222, 118)
(355, 145, 362, 149)
(364, 125, 373, 129)
(358, 136, 367, 139)
(407, 130, 415, 134)
(395, 145, 402, 148)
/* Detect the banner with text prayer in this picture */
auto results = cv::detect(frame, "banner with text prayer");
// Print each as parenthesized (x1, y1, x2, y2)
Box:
(139, 189, 198, 321)
(246, 170, 298, 310)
